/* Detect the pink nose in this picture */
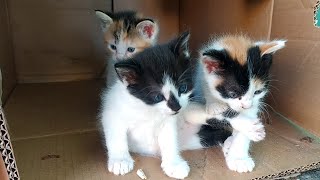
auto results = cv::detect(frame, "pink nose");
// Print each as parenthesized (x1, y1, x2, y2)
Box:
(241, 102, 252, 109)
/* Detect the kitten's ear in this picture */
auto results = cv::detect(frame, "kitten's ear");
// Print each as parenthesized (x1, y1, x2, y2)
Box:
(114, 62, 140, 85)
(95, 10, 113, 33)
(136, 19, 159, 42)
(171, 31, 190, 57)
(201, 50, 226, 73)
(255, 40, 286, 56)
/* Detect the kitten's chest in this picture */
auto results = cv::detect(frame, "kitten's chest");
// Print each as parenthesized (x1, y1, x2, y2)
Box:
(241, 107, 259, 118)
(127, 115, 168, 156)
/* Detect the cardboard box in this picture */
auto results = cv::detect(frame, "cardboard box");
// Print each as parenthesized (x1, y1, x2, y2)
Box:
(0, 0, 320, 179)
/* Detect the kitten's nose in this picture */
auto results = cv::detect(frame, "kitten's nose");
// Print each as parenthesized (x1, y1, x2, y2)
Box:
(167, 95, 181, 113)
(241, 101, 253, 109)
(116, 54, 125, 60)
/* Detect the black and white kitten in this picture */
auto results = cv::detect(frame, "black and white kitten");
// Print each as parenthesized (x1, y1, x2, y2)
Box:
(100, 32, 214, 179)
(184, 35, 286, 173)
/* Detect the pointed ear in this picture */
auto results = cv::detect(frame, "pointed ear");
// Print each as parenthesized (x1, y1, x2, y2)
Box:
(255, 40, 286, 56)
(171, 31, 190, 57)
(136, 19, 159, 42)
(114, 62, 140, 85)
(201, 50, 226, 73)
(95, 10, 113, 33)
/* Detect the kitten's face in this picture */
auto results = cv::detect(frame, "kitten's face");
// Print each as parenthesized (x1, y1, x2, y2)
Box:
(96, 11, 159, 61)
(115, 31, 194, 115)
(201, 36, 286, 112)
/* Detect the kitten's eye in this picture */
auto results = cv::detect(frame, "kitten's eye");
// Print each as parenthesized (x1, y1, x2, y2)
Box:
(127, 47, 135, 53)
(254, 90, 263, 95)
(178, 84, 188, 94)
(154, 94, 164, 103)
(228, 91, 238, 98)
(110, 44, 117, 50)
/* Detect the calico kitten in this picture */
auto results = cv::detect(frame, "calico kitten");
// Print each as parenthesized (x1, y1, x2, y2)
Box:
(100, 32, 197, 179)
(184, 35, 286, 173)
(95, 10, 159, 86)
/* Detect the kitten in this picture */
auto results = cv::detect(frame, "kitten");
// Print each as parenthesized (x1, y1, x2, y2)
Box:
(100, 32, 198, 179)
(95, 10, 159, 86)
(183, 35, 286, 173)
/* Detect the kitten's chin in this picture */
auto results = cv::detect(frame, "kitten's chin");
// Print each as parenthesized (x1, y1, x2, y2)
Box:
(171, 111, 179, 116)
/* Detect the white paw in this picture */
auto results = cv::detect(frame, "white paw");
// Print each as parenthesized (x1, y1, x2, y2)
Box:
(222, 135, 234, 157)
(161, 160, 190, 179)
(231, 119, 266, 142)
(108, 156, 134, 175)
(226, 156, 255, 173)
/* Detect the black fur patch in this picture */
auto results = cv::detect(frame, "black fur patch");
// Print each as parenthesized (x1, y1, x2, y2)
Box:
(167, 92, 181, 112)
(198, 125, 232, 148)
(206, 118, 231, 128)
(247, 46, 273, 80)
(115, 32, 195, 109)
(203, 46, 273, 99)
(222, 108, 239, 118)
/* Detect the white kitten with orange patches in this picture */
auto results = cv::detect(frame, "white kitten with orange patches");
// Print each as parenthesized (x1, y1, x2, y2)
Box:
(184, 35, 286, 173)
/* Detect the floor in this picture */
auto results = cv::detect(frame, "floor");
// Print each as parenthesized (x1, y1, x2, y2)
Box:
(4, 80, 320, 180)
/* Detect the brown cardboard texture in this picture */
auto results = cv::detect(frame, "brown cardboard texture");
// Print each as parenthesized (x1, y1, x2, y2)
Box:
(0, 0, 320, 179)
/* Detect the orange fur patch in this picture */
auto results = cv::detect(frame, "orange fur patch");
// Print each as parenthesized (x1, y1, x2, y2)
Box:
(103, 19, 152, 53)
(220, 36, 253, 65)
(253, 78, 265, 90)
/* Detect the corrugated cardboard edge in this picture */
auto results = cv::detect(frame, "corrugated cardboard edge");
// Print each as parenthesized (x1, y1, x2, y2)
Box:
(0, 107, 19, 179)
(253, 161, 320, 180)
(0, 67, 19, 179)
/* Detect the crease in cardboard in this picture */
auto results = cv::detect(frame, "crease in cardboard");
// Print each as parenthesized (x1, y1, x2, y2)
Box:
(274, 112, 320, 143)
(11, 128, 97, 142)
(297, 42, 318, 72)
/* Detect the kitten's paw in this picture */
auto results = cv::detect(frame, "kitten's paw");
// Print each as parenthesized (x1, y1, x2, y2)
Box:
(222, 136, 234, 157)
(231, 119, 266, 142)
(161, 160, 190, 179)
(249, 122, 266, 142)
(225, 156, 255, 173)
(108, 156, 134, 175)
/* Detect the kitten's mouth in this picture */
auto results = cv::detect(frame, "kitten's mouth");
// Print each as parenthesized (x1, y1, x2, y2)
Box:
(171, 111, 179, 115)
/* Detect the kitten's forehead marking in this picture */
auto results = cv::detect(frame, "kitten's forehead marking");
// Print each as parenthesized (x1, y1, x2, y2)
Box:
(219, 36, 253, 65)
(252, 78, 265, 90)
(162, 76, 178, 100)
(243, 78, 265, 98)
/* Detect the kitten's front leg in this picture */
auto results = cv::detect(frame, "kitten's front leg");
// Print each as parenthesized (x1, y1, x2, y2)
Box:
(223, 115, 265, 173)
(223, 131, 255, 173)
(102, 117, 134, 175)
(229, 115, 266, 142)
(159, 118, 190, 179)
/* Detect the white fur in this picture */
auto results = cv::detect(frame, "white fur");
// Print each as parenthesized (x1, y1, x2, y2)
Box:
(105, 39, 140, 87)
(254, 40, 287, 56)
(183, 44, 273, 173)
(201, 67, 266, 172)
(95, 11, 113, 33)
(101, 76, 193, 179)
(222, 133, 255, 173)
(105, 32, 159, 87)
